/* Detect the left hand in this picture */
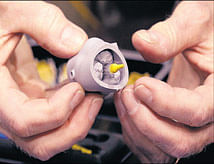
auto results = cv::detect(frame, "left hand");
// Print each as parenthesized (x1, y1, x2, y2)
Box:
(115, 1, 213, 163)
(0, 2, 103, 161)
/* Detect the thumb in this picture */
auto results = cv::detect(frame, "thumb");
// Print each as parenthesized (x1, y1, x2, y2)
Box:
(132, 1, 209, 63)
(2, 1, 87, 58)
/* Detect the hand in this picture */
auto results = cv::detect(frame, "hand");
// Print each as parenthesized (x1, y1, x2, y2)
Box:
(0, 1, 103, 161)
(115, 1, 213, 163)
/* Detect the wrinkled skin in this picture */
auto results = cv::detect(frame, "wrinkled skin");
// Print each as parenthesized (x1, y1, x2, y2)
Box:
(115, 1, 213, 163)
(0, 1, 103, 161)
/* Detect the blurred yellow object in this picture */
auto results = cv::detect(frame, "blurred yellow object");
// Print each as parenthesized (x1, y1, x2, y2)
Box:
(69, 1, 100, 30)
(58, 63, 68, 83)
(127, 72, 150, 85)
(109, 63, 124, 73)
(72, 144, 92, 155)
(36, 59, 56, 86)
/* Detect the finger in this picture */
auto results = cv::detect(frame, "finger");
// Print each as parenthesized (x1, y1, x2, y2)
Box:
(0, 66, 85, 137)
(134, 76, 214, 127)
(115, 91, 150, 162)
(6, 36, 47, 98)
(0, 33, 22, 65)
(123, 130, 151, 163)
(13, 94, 103, 161)
(0, 1, 87, 60)
(13, 35, 41, 81)
(132, 1, 212, 63)
(166, 54, 201, 89)
(115, 90, 160, 159)
(114, 90, 127, 119)
(115, 91, 174, 163)
(184, 50, 214, 75)
(121, 86, 214, 158)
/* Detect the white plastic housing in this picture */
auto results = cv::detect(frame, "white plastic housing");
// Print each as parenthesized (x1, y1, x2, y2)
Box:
(67, 37, 129, 95)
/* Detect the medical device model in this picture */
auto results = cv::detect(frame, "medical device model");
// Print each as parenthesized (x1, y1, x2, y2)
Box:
(67, 37, 129, 95)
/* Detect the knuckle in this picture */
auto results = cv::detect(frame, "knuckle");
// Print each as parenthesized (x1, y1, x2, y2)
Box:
(47, 103, 66, 127)
(191, 3, 212, 25)
(43, 3, 63, 19)
(74, 130, 88, 141)
(181, 2, 212, 35)
(170, 135, 205, 158)
(189, 110, 205, 127)
(152, 153, 170, 163)
(150, 20, 177, 58)
(68, 82, 84, 95)
(10, 118, 30, 137)
(164, 20, 177, 56)
(170, 139, 192, 158)
(79, 131, 88, 141)
(52, 110, 66, 126)
(30, 144, 51, 161)
(48, 3, 62, 13)
(189, 98, 207, 127)
(38, 3, 64, 32)
(46, 5, 63, 22)
(70, 82, 82, 90)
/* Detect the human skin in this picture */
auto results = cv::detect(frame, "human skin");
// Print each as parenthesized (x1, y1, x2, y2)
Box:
(115, 1, 213, 163)
(0, 1, 103, 161)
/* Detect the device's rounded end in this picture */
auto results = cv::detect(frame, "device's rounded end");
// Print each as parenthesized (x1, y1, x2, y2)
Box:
(67, 37, 129, 95)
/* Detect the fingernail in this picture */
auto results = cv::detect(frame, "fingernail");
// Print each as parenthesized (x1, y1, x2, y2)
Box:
(135, 85, 152, 103)
(136, 30, 158, 44)
(122, 89, 141, 115)
(70, 90, 84, 110)
(61, 26, 86, 50)
(88, 98, 103, 121)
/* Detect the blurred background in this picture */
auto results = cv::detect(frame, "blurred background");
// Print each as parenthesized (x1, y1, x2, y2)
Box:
(0, 1, 213, 164)
(49, 1, 175, 49)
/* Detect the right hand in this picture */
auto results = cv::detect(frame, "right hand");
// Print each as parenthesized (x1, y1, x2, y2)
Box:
(115, 1, 213, 163)
(0, 1, 103, 161)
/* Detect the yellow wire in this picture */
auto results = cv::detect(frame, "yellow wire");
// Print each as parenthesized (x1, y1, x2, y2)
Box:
(72, 144, 92, 154)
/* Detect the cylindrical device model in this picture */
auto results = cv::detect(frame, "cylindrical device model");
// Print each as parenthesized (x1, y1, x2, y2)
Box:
(67, 37, 129, 95)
